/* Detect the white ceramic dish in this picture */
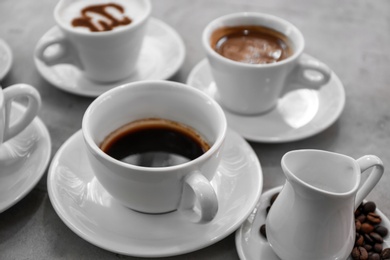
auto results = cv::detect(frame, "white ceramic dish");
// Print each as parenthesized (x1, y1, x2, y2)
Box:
(235, 186, 390, 260)
(0, 103, 51, 213)
(47, 129, 263, 257)
(186, 54, 345, 143)
(0, 39, 12, 80)
(34, 18, 185, 97)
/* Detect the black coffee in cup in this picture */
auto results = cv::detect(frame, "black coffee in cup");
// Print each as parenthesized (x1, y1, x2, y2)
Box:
(210, 25, 293, 64)
(100, 118, 210, 167)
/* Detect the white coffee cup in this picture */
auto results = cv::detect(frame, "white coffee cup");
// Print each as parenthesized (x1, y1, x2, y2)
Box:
(202, 12, 332, 115)
(82, 80, 227, 223)
(35, 0, 151, 83)
(0, 84, 41, 145)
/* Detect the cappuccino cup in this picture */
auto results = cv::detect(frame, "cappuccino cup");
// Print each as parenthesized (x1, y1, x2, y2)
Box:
(202, 12, 332, 115)
(35, 0, 151, 83)
(82, 80, 227, 223)
(0, 84, 41, 149)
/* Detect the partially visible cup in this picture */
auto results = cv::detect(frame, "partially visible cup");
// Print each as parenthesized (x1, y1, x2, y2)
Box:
(82, 80, 227, 223)
(35, 0, 151, 83)
(202, 12, 332, 115)
(0, 84, 41, 145)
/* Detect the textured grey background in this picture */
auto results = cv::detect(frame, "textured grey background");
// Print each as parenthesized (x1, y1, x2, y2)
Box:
(0, 0, 389, 259)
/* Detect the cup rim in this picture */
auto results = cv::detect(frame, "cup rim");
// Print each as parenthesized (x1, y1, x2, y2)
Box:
(202, 12, 305, 68)
(54, 0, 152, 36)
(82, 80, 227, 172)
(281, 149, 361, 197)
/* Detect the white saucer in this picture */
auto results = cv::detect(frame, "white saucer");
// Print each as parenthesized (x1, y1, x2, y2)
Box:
(34, 18, 186, 97)
(235, 186, 390, 260)
(47, 128, 263, 257)
(0, 103, 51, 213)
(0, 38, 13, 80)
(186, 55, 346, 143)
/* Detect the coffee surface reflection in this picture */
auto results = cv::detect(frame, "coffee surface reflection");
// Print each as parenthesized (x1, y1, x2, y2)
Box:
(100, 118, 210, 167)
(211, 25, 293, 64)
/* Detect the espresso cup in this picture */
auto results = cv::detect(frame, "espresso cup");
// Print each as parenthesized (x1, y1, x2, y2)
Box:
(0, 84, 41, 146)
(82, 80, 227, 223)
(35, 0, 151, 83)
(202, 12, 332, 115)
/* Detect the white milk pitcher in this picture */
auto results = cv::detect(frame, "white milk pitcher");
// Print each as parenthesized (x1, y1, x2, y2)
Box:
(266, 149, 384, 260)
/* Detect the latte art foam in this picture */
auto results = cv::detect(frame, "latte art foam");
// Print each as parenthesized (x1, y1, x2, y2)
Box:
(72, 3, 132, 32)
(59, 0, 146, 32)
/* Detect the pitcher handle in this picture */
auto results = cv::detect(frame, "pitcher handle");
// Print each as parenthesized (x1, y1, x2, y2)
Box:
(355, 155, 384, 209)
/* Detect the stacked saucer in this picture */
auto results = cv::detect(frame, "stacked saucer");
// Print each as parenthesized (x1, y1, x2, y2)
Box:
(0, 103, 51, 213)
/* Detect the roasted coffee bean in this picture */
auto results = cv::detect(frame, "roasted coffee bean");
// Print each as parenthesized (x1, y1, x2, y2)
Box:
(374, 225, 388, 237)
(350, 201, 390, 259)
(260, 224, 266, 238)
(356, 219, 362, 231)
(363, 202, 377, 214)
(356, 234, 365, 246)
(368, 252, 380, 260)
(367, 212, 382, 225)
(357, 214, 367, 223)
(364, 233, 374, 245)
(373, 243, 382, 253)
(361, 223, 375, 234)
(364, 244, 373, 252)
(352, 246, 368, 260)
(381, 248, 390, 259)
(369, 232, 383, 243)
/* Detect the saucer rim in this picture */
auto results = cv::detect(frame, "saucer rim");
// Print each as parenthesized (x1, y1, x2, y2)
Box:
(186, 56, 346, 143)
(34, 17, 186, 97)
(0, 38, 13, 80)
(47, 129, 263, 257)
(0, 102, 51, 213)
(235, 185, 390, 260)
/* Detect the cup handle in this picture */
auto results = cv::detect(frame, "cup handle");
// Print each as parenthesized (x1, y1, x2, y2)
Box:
(354, 155, 384, 209)
(3, 84, 41, 141)
(178, 171, 218, 223)
(284, 55, 332, 94)
(35, 31, 83, 69)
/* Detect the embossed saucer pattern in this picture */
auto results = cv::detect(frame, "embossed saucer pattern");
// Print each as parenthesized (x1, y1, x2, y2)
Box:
(0, 103, 51, 213)
(34, 18, 185, 97)
(186, 54, 346, 143)
(47, 129, 263, 257)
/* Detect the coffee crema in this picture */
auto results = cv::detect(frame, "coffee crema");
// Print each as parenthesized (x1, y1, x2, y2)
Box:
(100, 118, 210, 167)
(210, 25, 293, 64)
(71, 3, 132, 32)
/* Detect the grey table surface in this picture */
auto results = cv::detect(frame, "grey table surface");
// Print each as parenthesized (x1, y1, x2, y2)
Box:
(1, 0, 390, 259)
